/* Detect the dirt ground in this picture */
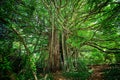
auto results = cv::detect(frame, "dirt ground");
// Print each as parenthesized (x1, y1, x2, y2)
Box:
(45, 64, 118, 80)
(88, 65, 109, 80)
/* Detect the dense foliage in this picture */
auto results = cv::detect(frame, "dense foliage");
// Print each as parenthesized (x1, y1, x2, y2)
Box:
(0, 0, 120, 80)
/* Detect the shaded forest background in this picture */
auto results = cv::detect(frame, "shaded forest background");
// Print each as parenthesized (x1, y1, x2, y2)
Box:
(0, 0, 120, 80)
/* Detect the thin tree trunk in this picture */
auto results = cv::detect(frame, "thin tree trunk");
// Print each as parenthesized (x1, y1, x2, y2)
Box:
(65, 33, 69, 71)
(61, 30, 67, 71)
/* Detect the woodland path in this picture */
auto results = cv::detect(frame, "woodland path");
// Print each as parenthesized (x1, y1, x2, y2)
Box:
(89, 65, 109, 80)
(46, 64, 120, 80)
(52, 65, 108, 80)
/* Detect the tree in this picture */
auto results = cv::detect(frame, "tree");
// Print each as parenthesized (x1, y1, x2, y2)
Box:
(0, 0, 120, 79)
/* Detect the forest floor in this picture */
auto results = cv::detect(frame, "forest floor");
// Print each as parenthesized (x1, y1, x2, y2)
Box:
(88, 64, 109, 80)
(52, 65, 110, 80)
(52, 71, 67, 80)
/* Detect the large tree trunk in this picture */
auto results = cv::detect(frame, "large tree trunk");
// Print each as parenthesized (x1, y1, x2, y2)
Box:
(48, 26, 60, 72)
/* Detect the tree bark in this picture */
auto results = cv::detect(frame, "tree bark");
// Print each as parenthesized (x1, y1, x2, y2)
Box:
(47, 2, 62, 71)
(48, 26, 60, 72)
